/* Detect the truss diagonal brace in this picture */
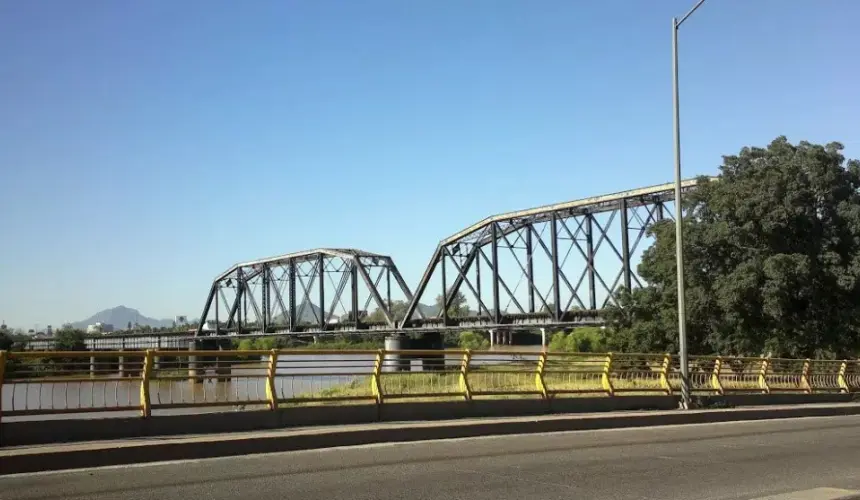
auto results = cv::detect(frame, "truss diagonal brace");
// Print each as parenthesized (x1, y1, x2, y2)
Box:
(444, 247, 494, 318)
(355, 257, 394, 325)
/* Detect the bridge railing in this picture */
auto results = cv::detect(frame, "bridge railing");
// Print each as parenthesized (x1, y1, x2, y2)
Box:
(0, 350, 857, 421)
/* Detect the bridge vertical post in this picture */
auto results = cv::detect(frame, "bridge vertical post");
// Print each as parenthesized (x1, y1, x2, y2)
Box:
(266, 350, 279, 410)
(318, 254, 325, 331)
(440, 250, 448, 324)
(351, 262, 360, 329)
(838, 361, 849, 393)
(659, 354, 672, 395)
(371, 350, 384, 405)
(656, 201, 665, 221)
(620, 198, 632, 292)
(236, 268, 244, 334)
(288, 260, 297, 331)
(711, 357, 724, 395)
(475, 252, 482, 315)
(526, 227, 535, 313)
(214, 285, 220, 335)
(0, 350, 6, 427)
(386, 267, 392, 315)
(758, 357, 770, 394)
(491, 223, 501, 324)
(585, 214, 597, 310)
(550, 213, 561, 321)
(535, 351, 548, 399)
(801, 359, 811, 393)
(262, 266, 270, 333)
(601, 352, 615, 396)
(140, 350, 153, 418)
(459, 350, 472, 401)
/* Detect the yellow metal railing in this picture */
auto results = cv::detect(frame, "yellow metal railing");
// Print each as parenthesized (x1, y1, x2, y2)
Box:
(0, 350, 857, 422)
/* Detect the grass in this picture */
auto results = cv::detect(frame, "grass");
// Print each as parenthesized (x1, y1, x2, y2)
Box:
(280, 362, 702, 406)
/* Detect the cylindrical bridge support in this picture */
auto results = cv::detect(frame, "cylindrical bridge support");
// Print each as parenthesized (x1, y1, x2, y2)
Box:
(118, 349, 125, 378)
(383, 336, 410, 372)
(188, 340, 201, 384)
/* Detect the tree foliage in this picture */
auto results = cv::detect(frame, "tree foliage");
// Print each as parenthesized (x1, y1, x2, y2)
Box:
(54, 328, 87, 351)
(0, 330, 12, 351)
(435, 291, 469, 318)
(605, 137, 860, 358)
(365, 300, 410, 323)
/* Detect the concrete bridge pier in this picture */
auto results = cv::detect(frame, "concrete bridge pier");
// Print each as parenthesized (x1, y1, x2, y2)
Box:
(89, 354, 97, 378)
(214, 344, 232, 382)
(188, 340, 201, 384)
(118, 349, 125, 378)
(540, 328, 547, 348)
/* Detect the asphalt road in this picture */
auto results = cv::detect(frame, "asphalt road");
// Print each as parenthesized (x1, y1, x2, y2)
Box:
(2, 415, 860, 500)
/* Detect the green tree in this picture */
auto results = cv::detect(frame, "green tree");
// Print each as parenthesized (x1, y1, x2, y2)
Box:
(54, 328, 87, 351)
(0, 330, 12, 350)
(365, 300, 410, 324)
(605, 137, 860, 358)
(458, 331, 489, 350)
(435, 291, 469, 318)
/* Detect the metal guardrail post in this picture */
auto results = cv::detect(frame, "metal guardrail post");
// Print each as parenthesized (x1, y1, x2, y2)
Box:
(602, 352, 615, 396)
(838, 361, 849, 393)
(140, 350, 154, 418)
(460, 350, 473, 401)
(0, 350, 6, 426)
(758, 357, 771, 394)
(372, 350, 384, 405)
(535, 351, 548, 399)
(659, 354, 672, 395)
(801, 359, 811, 393)
(266, 350, 279, 410)
(711, 357, 724, 395)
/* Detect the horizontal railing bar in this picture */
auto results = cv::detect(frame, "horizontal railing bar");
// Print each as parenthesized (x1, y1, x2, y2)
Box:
(5, 406, 141, 417)
(151, 401, 269, 410)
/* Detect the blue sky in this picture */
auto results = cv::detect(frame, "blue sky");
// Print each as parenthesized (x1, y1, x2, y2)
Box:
(1, 0, 858, 329)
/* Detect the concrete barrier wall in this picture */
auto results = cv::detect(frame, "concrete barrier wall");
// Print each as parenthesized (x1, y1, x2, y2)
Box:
(2, 393, 856, 447)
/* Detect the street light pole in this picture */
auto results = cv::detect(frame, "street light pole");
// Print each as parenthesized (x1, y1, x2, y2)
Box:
(672, 0, 705, 410)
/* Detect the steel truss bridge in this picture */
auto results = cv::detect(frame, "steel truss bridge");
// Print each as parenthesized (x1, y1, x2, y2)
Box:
(192, 177, 706, 337)
(23, 178, 709, 351)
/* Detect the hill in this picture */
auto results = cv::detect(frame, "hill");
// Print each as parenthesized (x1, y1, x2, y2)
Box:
(70, 306, 174, 330)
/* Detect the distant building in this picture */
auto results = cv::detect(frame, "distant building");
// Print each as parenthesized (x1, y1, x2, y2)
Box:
(200, 320, 223, 332)
(86, 322, 114, 334)
(45, 325, 53, 336)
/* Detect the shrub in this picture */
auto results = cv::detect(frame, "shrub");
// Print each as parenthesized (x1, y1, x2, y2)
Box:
(548, 327, 607, 353)
(458, 331, 489, 350)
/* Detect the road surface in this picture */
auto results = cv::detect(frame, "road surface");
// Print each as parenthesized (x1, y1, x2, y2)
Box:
(2, 415, 860, 500)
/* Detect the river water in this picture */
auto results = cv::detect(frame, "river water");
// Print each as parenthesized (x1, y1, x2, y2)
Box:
(2, 346, 542, 421)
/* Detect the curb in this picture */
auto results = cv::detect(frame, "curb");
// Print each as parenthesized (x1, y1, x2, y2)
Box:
(2, 403, 860, 475)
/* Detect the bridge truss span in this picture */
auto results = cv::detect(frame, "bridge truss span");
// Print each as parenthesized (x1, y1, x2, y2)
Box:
(401, 178, 708, 329)
(195, 249, 419, 336)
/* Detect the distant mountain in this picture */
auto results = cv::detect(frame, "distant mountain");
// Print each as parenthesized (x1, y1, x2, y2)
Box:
(272, 300, 324, 324)
(71, 306, 174, 330)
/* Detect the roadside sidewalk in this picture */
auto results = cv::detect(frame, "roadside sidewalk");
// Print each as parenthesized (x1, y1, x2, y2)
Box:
(3, 402, 860, 475)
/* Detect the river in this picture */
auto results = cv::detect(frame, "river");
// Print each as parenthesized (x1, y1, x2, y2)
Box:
(2, 346, 543, 421)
